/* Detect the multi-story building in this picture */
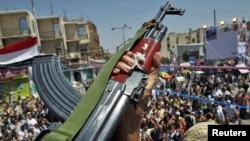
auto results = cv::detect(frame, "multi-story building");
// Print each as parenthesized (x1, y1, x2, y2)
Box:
(0, 10, 104, 100)
(161, 27, 206, 60)
(1, 9, 249, 64)
(0, 10, 36, 48)
(36, 15, 66, 57)
(64, 19, 90, 63)
(86, 21, 104, 60)
(0, 10, 103, 64)
(63, 19, 103, 63)
(0, 10, 38, 100)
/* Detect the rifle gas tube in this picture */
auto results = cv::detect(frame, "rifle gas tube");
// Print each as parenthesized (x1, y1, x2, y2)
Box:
(73, 1, 184, 141)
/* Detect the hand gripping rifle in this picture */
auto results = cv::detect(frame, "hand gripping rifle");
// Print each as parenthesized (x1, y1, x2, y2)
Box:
(38, 1, 184, 141)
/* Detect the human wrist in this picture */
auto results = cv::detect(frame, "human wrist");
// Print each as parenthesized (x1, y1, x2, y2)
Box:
(141, 88, 152, 100)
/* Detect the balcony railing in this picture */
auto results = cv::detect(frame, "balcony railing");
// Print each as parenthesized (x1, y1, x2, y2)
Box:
(66, 34, 88, 41)
(0, 27, 31, 37)
(39, 31, 62, 39)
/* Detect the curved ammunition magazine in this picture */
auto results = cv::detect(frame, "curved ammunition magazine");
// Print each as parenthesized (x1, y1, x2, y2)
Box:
(32, 55, 82, 122)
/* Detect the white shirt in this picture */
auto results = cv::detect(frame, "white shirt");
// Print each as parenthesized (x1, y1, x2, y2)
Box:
(18, 129, 29, 140)
(213, 89, 223, 97)
(27, 118, 38, 127)
(217, 106, 225, 122)
(32, 127, 41, 139)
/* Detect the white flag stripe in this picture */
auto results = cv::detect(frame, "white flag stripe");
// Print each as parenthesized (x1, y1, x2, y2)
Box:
(0, 43, 39, 65)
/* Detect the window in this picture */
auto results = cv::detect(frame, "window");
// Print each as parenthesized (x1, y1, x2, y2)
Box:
(68, 46, 74, 53)
(53, 23, 59, 33)
(192, 38, 195, 43)
(79, 45, 88, 56)
(68, 45, 78, 53)
(170, 46, 175, 55)
(78, 27, 88, 39)
(19, 17, 28, 32)
(55, 43, 62, 56)
(167, 46, 170, 51)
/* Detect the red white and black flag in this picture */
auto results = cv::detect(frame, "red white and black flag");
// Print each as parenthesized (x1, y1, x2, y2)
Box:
(0, 37, 39, 65)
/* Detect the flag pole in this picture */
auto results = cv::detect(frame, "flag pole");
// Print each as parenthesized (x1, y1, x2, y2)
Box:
(31, 0, 41, 53)
(29, 0, 41, 99)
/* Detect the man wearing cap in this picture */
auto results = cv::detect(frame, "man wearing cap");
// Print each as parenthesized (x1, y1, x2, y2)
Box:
(213, 85, 223, 101)
(26, 112, 38, 129)
(224, 100, 236, 120)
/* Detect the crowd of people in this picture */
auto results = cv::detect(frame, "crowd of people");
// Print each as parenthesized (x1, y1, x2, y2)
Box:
(139, 67, 250, 141)
(1, 63, 250, 141)
(0, 98, 51, 140)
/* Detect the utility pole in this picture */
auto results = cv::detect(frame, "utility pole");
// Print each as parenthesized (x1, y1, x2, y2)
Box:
(31, 0, 41, 52)
(111, 24, 132, 52)
(214, 9, 216, 28)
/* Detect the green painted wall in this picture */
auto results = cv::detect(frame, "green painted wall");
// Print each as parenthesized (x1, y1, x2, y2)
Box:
(0, 75, 30, 102)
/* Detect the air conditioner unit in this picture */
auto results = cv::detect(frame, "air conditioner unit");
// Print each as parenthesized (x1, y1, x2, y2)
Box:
(69, 52, 78, 59)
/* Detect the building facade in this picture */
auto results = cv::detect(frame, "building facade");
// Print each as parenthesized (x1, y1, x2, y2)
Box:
(161, 27, 206, 60)
(0, 10, 103, 64)
(0, 10, 104, 100)
(0, 10, 38, 101)
(161, 21, 250, 64)
(36, 15, 67, 57)
(0, 10, 37, 48)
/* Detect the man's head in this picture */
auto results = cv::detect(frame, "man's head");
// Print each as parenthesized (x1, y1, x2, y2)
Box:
(26, 112, 32, 118)
(205, 112, 213, 120)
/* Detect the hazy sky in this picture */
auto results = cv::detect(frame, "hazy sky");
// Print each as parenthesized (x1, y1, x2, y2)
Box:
(0, 0, 249, 53)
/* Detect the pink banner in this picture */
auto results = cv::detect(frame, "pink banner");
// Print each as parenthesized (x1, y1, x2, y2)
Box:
(0, 67, 28, 80)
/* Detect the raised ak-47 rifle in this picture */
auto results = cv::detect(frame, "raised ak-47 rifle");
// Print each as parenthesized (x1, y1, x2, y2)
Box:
(37, 1, 184, 141)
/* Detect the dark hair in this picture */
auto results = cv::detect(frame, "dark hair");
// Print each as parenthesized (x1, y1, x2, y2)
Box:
(205, 112, 213, 120)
